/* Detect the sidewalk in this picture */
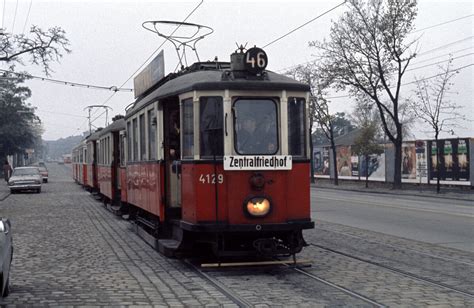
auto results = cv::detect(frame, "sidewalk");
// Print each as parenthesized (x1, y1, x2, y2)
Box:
(0, 180, 10, 201)
(313, 178, 474, 202)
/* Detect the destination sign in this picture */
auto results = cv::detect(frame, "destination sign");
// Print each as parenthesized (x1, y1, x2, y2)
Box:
(223, 155, 292, 171)
(133, 50, 164, 98)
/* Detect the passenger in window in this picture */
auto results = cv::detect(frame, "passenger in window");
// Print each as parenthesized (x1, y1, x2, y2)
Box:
(169, 111, 180, 159)
(261, 115, 277, 152)
(238, 116, 274, 154)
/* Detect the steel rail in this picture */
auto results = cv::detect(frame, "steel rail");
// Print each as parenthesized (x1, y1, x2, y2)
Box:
(183, 260, 253, 308)
(313, 226, 474, 267)
(279, 262, 386, 307)
(311, 243, 474, 299)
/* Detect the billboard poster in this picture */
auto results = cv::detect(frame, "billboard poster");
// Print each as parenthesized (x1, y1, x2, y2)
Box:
(429, 141, 439, 180)
(402, 143, 417, 179)
(337, 146, 352, 176)
(358, 153, 385, 180)
(313, 148, 322, 174)
(429, 138, 470, 181)
(313, 147, 330, 175)
(456, 139, 469, 181)
(351, 155, 359, 177)
(415, 140, 428, 180)
(444, 140, 453, 179)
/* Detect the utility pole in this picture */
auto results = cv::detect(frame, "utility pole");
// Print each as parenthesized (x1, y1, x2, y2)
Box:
(84, 105, 112, 134)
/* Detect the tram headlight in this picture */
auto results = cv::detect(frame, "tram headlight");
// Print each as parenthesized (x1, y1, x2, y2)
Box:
(245, 197, 271, 217)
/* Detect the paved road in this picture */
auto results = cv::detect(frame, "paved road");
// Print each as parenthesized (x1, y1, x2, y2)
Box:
(312, 187, 474, 252)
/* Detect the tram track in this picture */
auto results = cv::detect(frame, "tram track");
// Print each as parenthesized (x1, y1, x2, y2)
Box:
(187, 256, 386, 307)
(184, 259, 254, 308)
(284, 263, 385, 307)
(314, 226, 474, 267)
(310, 243, 474, 300)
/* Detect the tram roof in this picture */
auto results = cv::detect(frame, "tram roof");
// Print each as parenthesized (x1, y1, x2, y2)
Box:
(98, 118, 125, 137)
(126, 66, 310, 118)
(85, 129, 102, 142)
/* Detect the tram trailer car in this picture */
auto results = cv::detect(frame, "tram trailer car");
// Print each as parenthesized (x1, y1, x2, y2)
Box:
(96, 117, 126, 208)
(85, 130, 101, 192)
(72, 141, 87, 186)
(123, 47, 314, 257)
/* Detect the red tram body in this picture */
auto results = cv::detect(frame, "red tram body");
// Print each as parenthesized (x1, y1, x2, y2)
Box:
(85, 131, 100, 191)
(72, 141, 87, 186)
(73, 47, 314, 258)
(96, 118, 125, 205)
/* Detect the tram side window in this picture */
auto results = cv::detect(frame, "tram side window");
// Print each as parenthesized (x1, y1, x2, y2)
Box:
(182, 98, 194, 159)
(99, 140, 103, 164)
(132, 118, 138, 161)
(120, 134, 125, 166)
(139, 114, 146, 161)
(288, 97, 306, 157)
(127, 121, 132, 162)
(148, 109, 157, 160)
(200, 97, 223, 158)
(107, 137, 111, 165)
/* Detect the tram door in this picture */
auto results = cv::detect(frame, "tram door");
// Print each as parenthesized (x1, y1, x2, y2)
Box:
(113, 132, 121, 202)
(163, 99, 182, 217)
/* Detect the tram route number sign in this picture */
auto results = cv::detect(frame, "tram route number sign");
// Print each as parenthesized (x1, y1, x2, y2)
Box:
(224, 155, 292, 171)
(244, 47, 268, 74)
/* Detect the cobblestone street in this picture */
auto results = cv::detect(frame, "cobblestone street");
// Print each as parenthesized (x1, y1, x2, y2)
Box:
(0, 164, 240, 307)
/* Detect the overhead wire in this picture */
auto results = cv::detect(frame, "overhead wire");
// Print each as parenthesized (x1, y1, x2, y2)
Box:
(262, 1, 347, 49)
(325, 63, 474, 100)
(11, 0, 18, 32)
(83, 0, 204, 131)
(0, 69, 133, 91)
(1, 0, 5, 29)
(35, 109, 88, 119)
(22, 0, 32, 34)
(276, 37, 473, 74)
(410, 46, 473, 66)
(411, 13, 473, 34)
(417, 36, 473, 56)
(406, 52, 473, 72)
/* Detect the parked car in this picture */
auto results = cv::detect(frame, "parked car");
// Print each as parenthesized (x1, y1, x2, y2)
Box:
(0, 218, 13, 297)
(38, 166, 49, 183)
(8, 167, 42, 193)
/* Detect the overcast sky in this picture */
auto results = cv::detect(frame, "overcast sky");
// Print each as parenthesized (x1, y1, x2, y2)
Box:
(1, 0, 472, 141)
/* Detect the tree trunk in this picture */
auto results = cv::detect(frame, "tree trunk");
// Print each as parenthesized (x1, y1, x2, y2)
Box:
(393, 136, 403, 189)
(331, 138, 339, 186)
(309, 128, 315, 184)
(365, 155, 369, 188)
(329, 123, 338, 186)
(435, 135, 440, 193)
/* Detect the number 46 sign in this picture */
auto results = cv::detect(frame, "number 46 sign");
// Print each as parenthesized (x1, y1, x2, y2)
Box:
(244, 47, 268, 74)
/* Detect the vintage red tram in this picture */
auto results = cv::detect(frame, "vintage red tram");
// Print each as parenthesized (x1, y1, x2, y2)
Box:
(123, 47, 314, 257)
(73, 46, 314, 258)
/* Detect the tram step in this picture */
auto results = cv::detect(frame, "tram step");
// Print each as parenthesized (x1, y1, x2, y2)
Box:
(135, 223, 158, 250)
(158, 239, 181, 257)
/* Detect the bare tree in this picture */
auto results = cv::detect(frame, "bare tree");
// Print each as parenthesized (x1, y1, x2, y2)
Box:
(286, 63, 341, 185)
(410, 57, 465, 193)
(1, 26, 70, 75)
(310, 0, 419, 189)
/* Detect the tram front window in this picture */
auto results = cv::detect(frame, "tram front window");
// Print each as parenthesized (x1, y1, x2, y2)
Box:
(234, 99, 278, 155)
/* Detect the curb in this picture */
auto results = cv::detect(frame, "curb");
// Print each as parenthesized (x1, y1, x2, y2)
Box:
(311, 185, 474, 202)
(0, 192, 10, 202)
